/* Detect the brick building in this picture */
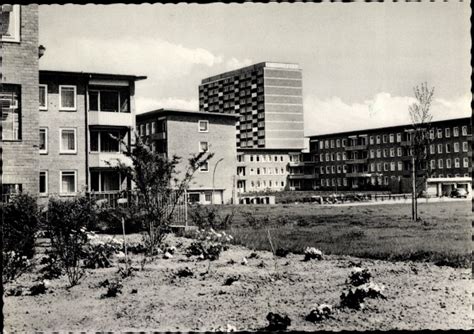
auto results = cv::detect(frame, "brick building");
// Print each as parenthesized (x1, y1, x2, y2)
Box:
(1, 5, 40, 197)
(37, 70, 146, 201)
(301, 117, 472, 195)
(136, 109, 238, 204)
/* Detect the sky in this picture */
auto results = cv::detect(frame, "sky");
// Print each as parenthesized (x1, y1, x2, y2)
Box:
(38, 3, 471, 136)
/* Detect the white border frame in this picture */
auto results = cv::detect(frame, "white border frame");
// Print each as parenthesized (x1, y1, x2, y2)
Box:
(39, 84, 48, 110)
(39, 170, 48, 196)
(60, 170, 77, 195)
(39, 127, 48, 154)
(1, 5, 20, 43)
(199, 161, 209, 173)
(59, 128, 77, 154)
(199, 141, 209, 153)
(198, 120, 209, 133)
(59, 85, 77, 111)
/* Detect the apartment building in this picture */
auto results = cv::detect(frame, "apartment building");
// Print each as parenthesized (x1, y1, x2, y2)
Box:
(199, 62, 304, 150)
(305, 117, 472, 195)
(1, 5, 40, 197)
(136, 109, 238, 204)
(37, 70, 146, 200)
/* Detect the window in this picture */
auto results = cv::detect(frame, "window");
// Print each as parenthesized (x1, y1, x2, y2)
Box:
(343, 178, 347, 186)
(39, 128, 48, 154)
(151, 122, 156, 134)
(146, 123, 150, 136)
(200, 162, 209, 172)
(383, 149, 388, 157)
(369, 136, 374, 145)
(384, 163, 389, 171)
(445, 128, 450, 138)
(330, 139, 334, 148)
(384, 177, 389, 185)
(396, 133, 402, 142)
(343, 165, 347, 173)
(1, 5, 20, 42)
(453, 142, 459, 153)
(446, 159, 451, 169)
(337, 165, 341, 173)
(389, 134, 394, 143)
(342, 152, 347, 160)
(320, 167, 324, 174)
(429, 144, 435, 154)
(453, 127, 459, 137)
(331, 166, 336, 174)
(376, 149, 381, 158)
(437, 128, 442, 138)
(390, 148, 395, 157)
(325, 140, 329, 148)
(60, 171, 77, 194)
(383, 135, 387, 143)
(336, 152, 341, 161)
(376, 135, 381, 144)
(39, 171, 48, 195)
(326, 166, 330, 174)
(198, 120, 209, 132)
(59, 85, 77, 111)
(0, 84, 21, 140)
(454, 158, 460, 168)
(390, 162, 395, 171)
(319, 141, 324, 149)
(370, 163, 375, 172)
(140, 124, 145, 136)
(336, 139, 340, 148)
(370, 150, 375, 159)
(398, 161, 403, 171)
(438, 159, 443, 169)
(429, 129, 435, 140)
(445, 144, 451, 153)
(198, 141, 209, 153)
(39, 84, 48, 110)
(462, 142, 468, 152)
(437, 144, 442, 154)
(462, 126, 468, 136)
(430, 160, 436, 170)
(463, 157, 469, 168)
(397, 147, 402, 157)
(60, 128, 77, 153)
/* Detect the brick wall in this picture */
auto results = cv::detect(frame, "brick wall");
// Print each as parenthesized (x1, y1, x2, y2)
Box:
(1, 5, 39, 195)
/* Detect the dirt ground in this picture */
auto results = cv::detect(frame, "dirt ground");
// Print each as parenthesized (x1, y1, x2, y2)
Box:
(4, 234, 471, 331)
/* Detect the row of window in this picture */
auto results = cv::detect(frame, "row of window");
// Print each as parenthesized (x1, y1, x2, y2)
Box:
(39, 170, 77, 195)
(429, 158, 470, 170)
(319, 126, 470, 150)
(239, 140, 265, 148)
(39, 128, 77, 154)
(248, 167, 286, 176)
(39, 84, 76, 111)
(249, 180, 285, 189)
(138, 120, 208, 136)
(237, 154, 286, 163)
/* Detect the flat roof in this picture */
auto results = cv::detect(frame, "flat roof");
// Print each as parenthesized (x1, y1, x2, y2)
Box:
(137, 108, 239, 120)
(307, 116, 471, 139)
(201, 61, 300, 84)
(39, 70, 147, 81)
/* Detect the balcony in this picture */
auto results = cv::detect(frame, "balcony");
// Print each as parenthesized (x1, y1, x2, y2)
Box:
(288, 174, 318, 180)
(89, 111, 133, 127)
(345, 158, 368, 164)
(400, 140, 412, 147)
(89, 152, 132, 168)
(346, 172, 371, 178)
(150, 132, 166, 140)
(344, 144, 368, 151)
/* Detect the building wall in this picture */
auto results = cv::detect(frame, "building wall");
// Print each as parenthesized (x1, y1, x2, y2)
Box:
(308, 118, 472, 193)
(38, 75, 88, 196)
(1, 5, 39, 194)
(199, 62, 304, 150)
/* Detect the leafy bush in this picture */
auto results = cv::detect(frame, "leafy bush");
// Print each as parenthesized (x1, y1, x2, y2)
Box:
(304, 247, 323, 261)
(340, 282, 386, 310)
(2, 251, 33, 284)
(38, 251, 63, 280)
(45, 196, 98, 287)
(189, 205, 235, 230)
(95, 205, 144, 234)
(305, 304, 333, 322)
(347, 267, 371, 286)
(186, 228, 233, 261)
(266, 312, 291, 331)
(101, 280, 123, 298)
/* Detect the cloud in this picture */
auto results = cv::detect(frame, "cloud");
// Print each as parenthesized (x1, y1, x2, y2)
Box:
(135, 96, 199, 114)
(225, 57, 253, 71)
(39, 37, 224, 80)
(304, 93, 471, 136)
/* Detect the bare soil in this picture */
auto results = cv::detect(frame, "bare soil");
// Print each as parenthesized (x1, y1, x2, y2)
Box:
(4, 234, 471, 331)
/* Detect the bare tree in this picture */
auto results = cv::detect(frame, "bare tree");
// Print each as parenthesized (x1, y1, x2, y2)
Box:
(407, 82, 435, 221)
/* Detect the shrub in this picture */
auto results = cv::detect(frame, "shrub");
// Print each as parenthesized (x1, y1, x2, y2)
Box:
(38, 251, 63, 280)
(83, 241, 120, 269)
(186, 228, 233, 261)
(242, 211, 259, 229)
(189, 205, 235, 230)
(275, 248, 290, 258)
(45, 196, 98, 287)
(266, 312, 291, 331)
(305, 304, 333, 323)
(176, 267, 194, 278)
(2, 251, 32, 284)
(101, 280, 123, 298)
(347, 267, 371, 286)
(340, 282, 386, 310)
(95, 205, 144, 234)
(304, 247, 323, 261)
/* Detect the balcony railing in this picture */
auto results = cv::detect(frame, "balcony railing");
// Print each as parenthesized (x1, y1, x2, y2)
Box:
(346, 172, 371, 178)
(89, 111, 133, 127)
(89, 152, 132, 168)
(345, 158, 368, 164)
(344, 144, 368, 151)
(288, 174, 318, 180)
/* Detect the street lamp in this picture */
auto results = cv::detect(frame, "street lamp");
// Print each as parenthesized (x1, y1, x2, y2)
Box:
(212, 158, 224, 205)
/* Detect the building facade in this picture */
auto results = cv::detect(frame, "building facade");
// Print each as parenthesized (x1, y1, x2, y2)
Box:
(306, 117, 472, 195)
(1, 5, 40, 197)
(136, 109, 238, 204)
(37, 71, 145, 201)
(199, 62, 304, 150)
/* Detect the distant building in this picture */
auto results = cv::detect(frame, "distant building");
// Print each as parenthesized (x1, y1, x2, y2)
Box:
(301, 117, 472, 195)
(199, 62, 304, 150)
(136, 109, 238, 204)
(37, 70, 146, 200)
(1, 5, 40, 197)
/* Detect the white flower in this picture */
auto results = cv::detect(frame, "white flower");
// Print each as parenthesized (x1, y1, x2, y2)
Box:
(226, 324, 237, 332)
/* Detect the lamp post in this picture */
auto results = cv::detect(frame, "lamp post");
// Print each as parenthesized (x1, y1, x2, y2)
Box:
(212, 158, 224, 205)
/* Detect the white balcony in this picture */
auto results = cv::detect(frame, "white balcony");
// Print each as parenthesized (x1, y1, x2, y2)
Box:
(89, 112, 133, 127)
(89, 152, 132, 168)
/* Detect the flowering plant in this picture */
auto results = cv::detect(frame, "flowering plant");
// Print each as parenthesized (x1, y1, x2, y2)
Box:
(2, 250, 32, 284)
(347, 267, 372, 286)
(304, 247, 323, 261)
(305, 303, 333, 322)
(186, 228, 233, 260)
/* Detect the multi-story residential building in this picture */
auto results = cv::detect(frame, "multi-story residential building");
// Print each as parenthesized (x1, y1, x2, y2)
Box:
(37, 70, 146, 201)
(199, 62, 304, 150)
(1, 5, 40, 197)
(136, 109, 238, 204)
(199, 62, 305, 193)
(306, 117, 472, 195)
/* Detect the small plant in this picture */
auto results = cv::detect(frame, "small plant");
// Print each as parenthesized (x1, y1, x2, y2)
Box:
(186, 228, 233, 261)
(2, 251, 33, 284)
(176, 267, 194, 278)
(189, 204, 235, 230)
(38, 252, 63, 280)
(347, 267, 371, 286)
(304, 247, 323, 261)
(275, 248, 290, 258)
(340, 282, 386, 310)
(82, 233, 121, 269)
(266, 312, 291, 331)
(305, 304, 333, 322)
(29, 281, 47, 296)
(101, 280, 123, 298)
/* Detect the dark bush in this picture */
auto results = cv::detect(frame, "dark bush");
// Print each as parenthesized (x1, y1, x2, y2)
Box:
(101, 280, 122, 298)
(275, 248, 290, 258)
(95, 206, 144, 234)
(82, 241, 119, 269)
(189, 204, 235, 230)
(266, 312, 291, 331)
(38, 251, 63, 279)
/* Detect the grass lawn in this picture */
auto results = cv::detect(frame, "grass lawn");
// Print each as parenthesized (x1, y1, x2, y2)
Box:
(193, 200, 472, 268)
